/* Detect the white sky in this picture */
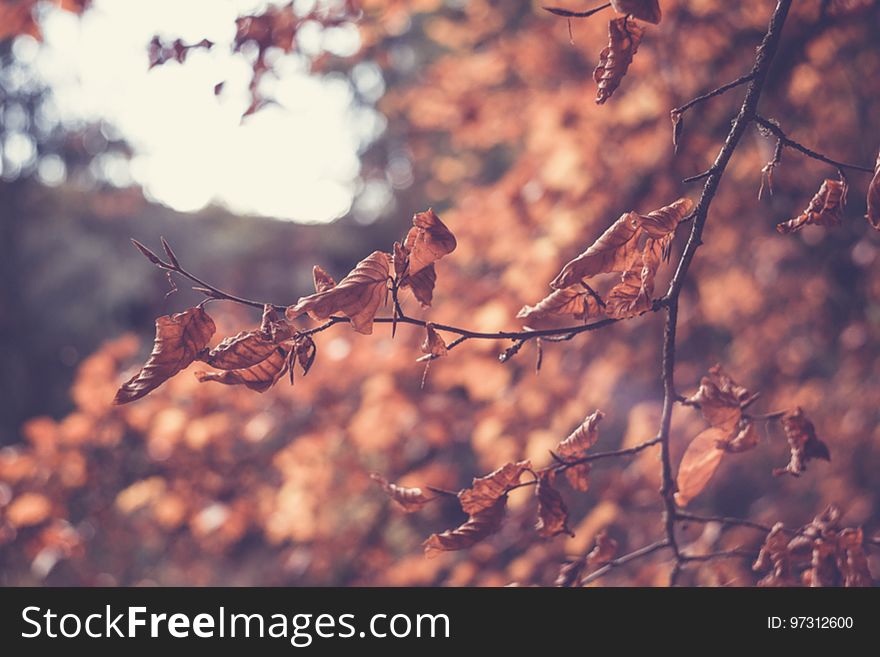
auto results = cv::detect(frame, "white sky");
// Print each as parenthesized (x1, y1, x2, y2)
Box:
(27, 0, 385, 222)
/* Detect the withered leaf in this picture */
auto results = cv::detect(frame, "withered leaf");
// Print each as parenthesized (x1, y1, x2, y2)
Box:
(114, 306, 215, 404)
(867, 152, 880, 230)
(637, 197, 694, 239)
(773, 407, 830, 477)
(551, 212, 640, 289)
(459, 460, 531, 515)
(312, 265, 337, 293)
(370, 473, 433, 513)
(401, 263, 437, 307)
(517, 285, 603, 323)
(604, 248, 657, 319)
(753, 522, 795, 586)
(555, 559, 586, 588)
(288, 251, 390, 335)
(594, 17, 644, 105)
(611, 0, 662, 24)
(720, 421, 760, 453)
(838, 528, 873, 587)
(417, 323, 448, 362)
(674, 426, 727, 507)
(204, 330, 278, 370)
(586, 528, 619, 568)
(195, 346, 288, 392)
(535, 471, 573, 538)
(287, 334, 317, 384)
(259, 304, 291, 342)
(777, 178, 847, 233)
(556, 410, 604, 459)
(686, 364, 753, 433)
(424, 495, 507, 558)
(556, 410, 603, 491)
(402, 208, 457, 276)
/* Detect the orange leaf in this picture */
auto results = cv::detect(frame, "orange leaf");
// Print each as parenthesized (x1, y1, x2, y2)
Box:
(535, 471, 573, 538)
(401, 263, 437, 307)
(424, 496, 506, 558)
(604, 248, 658, 319)
(685, 365, 753, 433)
(556, 410, 603, 492)
(370, 473, 434, 513)
(594, 17, 644, 105)
(114, 306, 215, 404)
(459, 460, 531, 515)
(777, 178, 847, 233)
(288, 251, 390, 334)
(674, 427, 727, 507)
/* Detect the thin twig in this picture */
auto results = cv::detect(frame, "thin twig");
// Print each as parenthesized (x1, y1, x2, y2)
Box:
(580, 540, 670, 585)
(543, 2, 611, 19)
(672, 73, 755, 115)
(754, 115, 875, 173)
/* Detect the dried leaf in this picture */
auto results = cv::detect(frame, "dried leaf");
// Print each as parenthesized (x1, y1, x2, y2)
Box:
(556, 410, 604, 460)
(417, 323, 448, 362)
(586, 528, 619, 568)
(204, 330, 278, 370)
(195, 346, 288, 392)
(535, 471, 573, 538)
(753, 522, 796, 586)
(517, 286, 603, 323)
(294, 334, 317, 375)
(288, 251, 390, 335)
(424, 496, 506, 557)
(866, 152, 880, 230)
(611, 0, 662, 24)
(312, 265, 337, 293)
(555, 559, 586, 587)
(401, 263, 437, 307)
(594, 17, 644, 105)
(773, 407, 830, 477)
(777, 178, 847, 233)
(114, 306, 215, 404)
(719, 421, 760, 453)
(458, 460, 531, 515)
(637, 198, 694, 239)
(604, 248, 657, 319)
(259, 304, 289, 341)
(838, 528, 872, 587)
(551, 213, 640, 289)
(686, 365, 753, 433)
(402, 208, 457, 276)
(370, 473, 433, 513)
(674, 426, 727, 507)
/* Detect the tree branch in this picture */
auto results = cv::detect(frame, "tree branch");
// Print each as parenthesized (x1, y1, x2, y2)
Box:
(657, 0, 794, 572)
(754, 115, 875, 173)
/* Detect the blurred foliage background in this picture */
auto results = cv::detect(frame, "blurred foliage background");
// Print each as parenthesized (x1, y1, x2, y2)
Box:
(1, 0, 879, 586)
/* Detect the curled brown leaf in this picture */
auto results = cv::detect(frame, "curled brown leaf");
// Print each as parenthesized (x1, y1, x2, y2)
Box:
(458, 460, 531, 515)
(556, 410, 603, 491)
(535, 471, 573, 538)
(113, 306, 215, 404)
(288, 251, 390, 334)
(402, 208, 457, 276)
(423, 495, 507, 558)
(586, 528, 619, 568)
(195, 346, 288, 392)
(551, 212, 640, 289)
(312, 265, 337, 293)
(417, 323, 448, 362)
(594, 17, 644, 105)
(777, 178, 847, 233)
(370, 473, 434, 513)
(517, 286, 603, 323)
(204, 330, 278, 370)
(773, 407, 830, 477)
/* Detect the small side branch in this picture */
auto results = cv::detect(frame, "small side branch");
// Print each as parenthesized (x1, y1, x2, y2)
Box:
(580, 540, 670, 585)
(543, 2, 611, 19)
(755, 115, 875, 174)
(672, 73, 754, 116)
